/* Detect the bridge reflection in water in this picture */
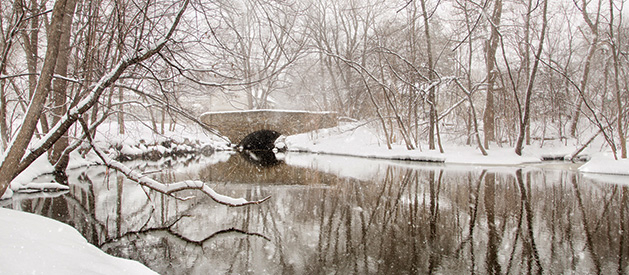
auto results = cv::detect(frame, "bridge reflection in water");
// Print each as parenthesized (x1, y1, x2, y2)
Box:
(4, 153, 629, 274)
(199, 151, 339, 185)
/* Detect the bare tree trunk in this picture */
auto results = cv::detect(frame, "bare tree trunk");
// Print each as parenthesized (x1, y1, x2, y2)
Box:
(609, 0, 627, 158)
(465, 4, 474, 147)
(0, 0, 69, 193)
(515, 0, 548, 156)
(407, 2, 419, 148)
(50, 0, 78, 174)
(118, 87, 125, 134)
(419, 0, 436, 150)
(0, 84, 6, 150)
(523, 0, 532, 145)
(569, 0, 602, 138)
(21, 0, 41, 100)
(483, 0, 503, 149)
(114, 0, 127, 134)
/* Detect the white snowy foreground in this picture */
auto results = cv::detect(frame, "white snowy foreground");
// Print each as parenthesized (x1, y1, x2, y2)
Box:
(0, 207, 157, 275)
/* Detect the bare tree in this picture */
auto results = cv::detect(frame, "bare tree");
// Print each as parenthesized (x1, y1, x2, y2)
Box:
(307, 0, 379, 118)
(0, 1, 26, 150)
(419, 0, 437, 151)
(515, 0, 548, 156)
(568, 0, 603, 138)
(608, 0, 627, 158)
(0, 0, 71, 192)
(207, 0, 306, 110)
(483, 0, 502, 149)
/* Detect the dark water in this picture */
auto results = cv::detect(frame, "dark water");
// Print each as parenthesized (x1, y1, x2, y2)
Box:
(3, 152, 629, 274)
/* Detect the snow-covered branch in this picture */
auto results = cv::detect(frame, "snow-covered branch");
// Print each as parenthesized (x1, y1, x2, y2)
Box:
(12, 0, 191, 180)
(0, 73, 37, 80)
(52, 74, 81, 84)
(77, 118, 269, 207)
(106, 159, 271, 206)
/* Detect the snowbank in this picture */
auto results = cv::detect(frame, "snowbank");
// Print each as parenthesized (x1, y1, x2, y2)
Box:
(202, 109, 335, 115)
(578, 152, 629, 175)
(285, 122, 629, 176)
(0, 207, 157, 275)
(96, 121, 228, 160)
(2, 153, 69, 200)
(286, 124, 540, 166)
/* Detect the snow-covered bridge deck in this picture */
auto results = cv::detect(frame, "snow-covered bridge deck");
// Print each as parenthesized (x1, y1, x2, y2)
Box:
(200, 109, 337, 145)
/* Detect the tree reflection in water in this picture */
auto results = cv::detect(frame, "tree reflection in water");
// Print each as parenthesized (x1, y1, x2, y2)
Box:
(5, 154, 629, 274)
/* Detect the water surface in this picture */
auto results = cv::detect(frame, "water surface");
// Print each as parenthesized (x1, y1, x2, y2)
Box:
(4, 152, 629, 274)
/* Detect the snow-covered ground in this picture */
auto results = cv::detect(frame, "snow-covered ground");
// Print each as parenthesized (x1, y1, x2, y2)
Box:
(0, 207, 157, 275)
(284, 122, 629, 175)
(1, 120, 627, 274)
(578, 152, 629, 175)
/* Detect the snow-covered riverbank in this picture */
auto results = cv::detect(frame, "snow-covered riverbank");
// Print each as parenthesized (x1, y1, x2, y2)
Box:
(284, 122, 629, 176)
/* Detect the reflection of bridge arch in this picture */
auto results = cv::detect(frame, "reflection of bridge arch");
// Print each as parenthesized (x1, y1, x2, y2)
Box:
(199, 110, 337, 145)
(199, 152, 339, 185)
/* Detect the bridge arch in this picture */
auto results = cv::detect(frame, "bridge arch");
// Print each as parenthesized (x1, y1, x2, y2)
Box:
(239, 129, 281, 150)
(200, 110, 337, 146)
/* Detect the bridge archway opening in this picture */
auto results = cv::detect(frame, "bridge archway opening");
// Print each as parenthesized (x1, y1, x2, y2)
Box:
(239, 129, 282, 151)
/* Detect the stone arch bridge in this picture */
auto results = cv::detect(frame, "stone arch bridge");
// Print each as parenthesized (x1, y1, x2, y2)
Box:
(200, 110, 337, 148)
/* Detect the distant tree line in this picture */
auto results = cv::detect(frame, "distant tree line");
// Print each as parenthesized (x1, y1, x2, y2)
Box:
(0, 0, 627, 195)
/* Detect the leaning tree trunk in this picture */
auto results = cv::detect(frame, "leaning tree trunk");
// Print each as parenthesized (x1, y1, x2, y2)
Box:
(609, 0, 627, 158)
(568, 0, 602, 138)
(515, 0, 547, 156)
(0, 0, 69, 194)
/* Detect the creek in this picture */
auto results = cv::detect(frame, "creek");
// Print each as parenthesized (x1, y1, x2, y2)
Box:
(4, 151, 629, 274)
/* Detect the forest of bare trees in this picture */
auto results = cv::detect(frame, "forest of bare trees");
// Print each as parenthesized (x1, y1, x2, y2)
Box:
(0, 0, 628, 195)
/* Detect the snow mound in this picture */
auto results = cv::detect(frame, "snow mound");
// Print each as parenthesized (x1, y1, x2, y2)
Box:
(579, 153, 629, 176)
(0, 207, 158, 274)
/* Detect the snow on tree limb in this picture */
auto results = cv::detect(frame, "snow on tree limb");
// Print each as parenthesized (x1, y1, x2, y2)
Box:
(0, 0, 196, 197)
(105, 158, 271, 207)
(13, 0, 190, 177)
(77, 118, 269, 207)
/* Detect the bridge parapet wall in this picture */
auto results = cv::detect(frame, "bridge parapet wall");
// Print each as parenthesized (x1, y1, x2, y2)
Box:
(200, 110, 337, 144)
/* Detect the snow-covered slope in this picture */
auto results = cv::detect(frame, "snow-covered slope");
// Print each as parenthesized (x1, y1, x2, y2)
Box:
(0, 207, 157, 275)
